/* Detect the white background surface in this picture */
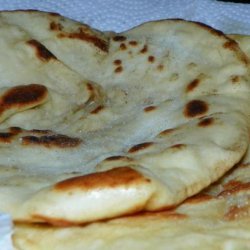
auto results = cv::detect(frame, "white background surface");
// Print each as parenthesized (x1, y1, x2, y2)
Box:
(0, 0, 249, 34)
(0, 214, 12, 250)
(0, 0, 249, 249)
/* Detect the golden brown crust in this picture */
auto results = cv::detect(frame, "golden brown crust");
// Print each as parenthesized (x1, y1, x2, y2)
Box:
(140, 45, 148, 53)
(159, 128, 176, 136)
(119, 43, 127, 50)
(186, 79, 200, 93)
(54, 167, 149, 191)
(104, 155, 132, 161)
(113, 59, 122, 65)
(198, 117, 214, 127)
(21, 134, 82, 148)
(0, 84, 48, 113)
(224, 204, 250, 221)
(148, 55, 155, 63)
(27, 40, 57, 61)
(144, 106, 157, 112)
(218, 180, 250, 197)
(0, 132, 15, 143)
(182, 194, 214, 205)
(114, 66, 123, 73)
(183, 100, 209, 118)
(112, 35, 127, 42)
(57, 27, 108, 52)
(90, 105, 104, 114)
(49, 21, 63, 31)
(128, 41, 138, 46)
(128, 142, 154, 153)
(30, 215, 79, 227)
(170, 144, 186, 150)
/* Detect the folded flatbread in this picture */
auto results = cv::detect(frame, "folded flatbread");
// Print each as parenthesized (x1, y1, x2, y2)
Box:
(13, 160, 250, 250)
(0, 11, 248, 232)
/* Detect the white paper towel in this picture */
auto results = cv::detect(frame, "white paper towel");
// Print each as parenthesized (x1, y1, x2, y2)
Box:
(0, 0, 249, 249)
(0, 213, 12, 250)
(0, 0, 249, 34)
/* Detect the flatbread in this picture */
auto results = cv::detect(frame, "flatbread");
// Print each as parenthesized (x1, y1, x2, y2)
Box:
(0, 19, 107, 169)
(0, 12, 249, 228)
(0, 10, 108, 82)
(13, 159, 250, 250)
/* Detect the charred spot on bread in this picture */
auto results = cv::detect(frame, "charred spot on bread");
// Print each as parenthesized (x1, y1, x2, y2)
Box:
(27, 40, 57, 61)
(184, 100, 208, 118)
(21, 134, 82, 148)
(0, 84, 48, 110)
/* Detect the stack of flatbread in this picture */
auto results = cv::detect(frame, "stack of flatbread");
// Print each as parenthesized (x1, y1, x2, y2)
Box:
(0, 10, 249, 249)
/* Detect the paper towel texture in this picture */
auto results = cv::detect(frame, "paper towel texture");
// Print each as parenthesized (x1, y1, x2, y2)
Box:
(0, 0, 249, 34)
(0, 213, 12, 250)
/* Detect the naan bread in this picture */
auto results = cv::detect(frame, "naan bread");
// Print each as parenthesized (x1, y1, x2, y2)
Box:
(13, 161, 250, 250)
(0, 12, 249, 227)
(0, 20, 106, 170)
(0, 10, 108, 82)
